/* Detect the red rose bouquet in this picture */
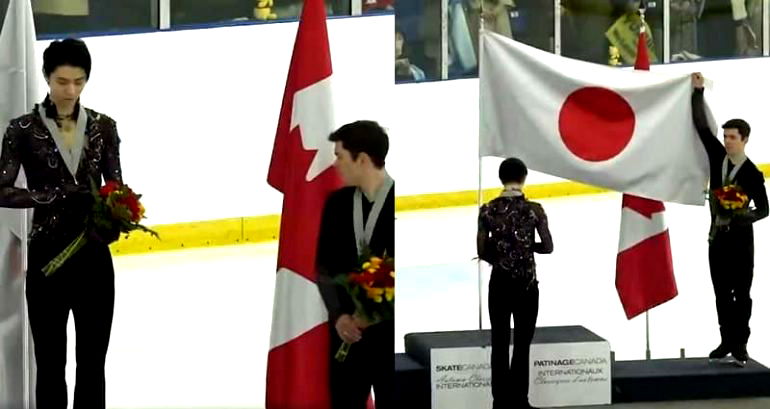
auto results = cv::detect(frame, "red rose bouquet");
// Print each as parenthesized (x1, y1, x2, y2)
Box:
(42, 181, 158, 276)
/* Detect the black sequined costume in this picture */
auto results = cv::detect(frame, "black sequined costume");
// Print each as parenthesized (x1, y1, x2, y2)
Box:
(0, 101, 122, 409)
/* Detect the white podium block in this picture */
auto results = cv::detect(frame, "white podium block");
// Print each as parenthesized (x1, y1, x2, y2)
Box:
(408, 326, 611, 409)
(529, 341, 611, 407)
(430, 346, 492, 409)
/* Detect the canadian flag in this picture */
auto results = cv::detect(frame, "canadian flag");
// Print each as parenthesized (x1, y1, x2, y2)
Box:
(265, 0, 341, 407)
(478, 30, 709, 206)
(615, 24, 678, 320)
(616, 194, 676, 319)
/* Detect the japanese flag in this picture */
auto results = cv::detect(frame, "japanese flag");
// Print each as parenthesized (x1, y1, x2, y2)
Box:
(479, 30, 709, 205)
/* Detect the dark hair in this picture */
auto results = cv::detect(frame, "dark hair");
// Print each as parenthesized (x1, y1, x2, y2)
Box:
(328, 120, 389, 169)
(722, 119, 751, 140)
(43, 38, 92, 80)
(499, 157, 528, 185)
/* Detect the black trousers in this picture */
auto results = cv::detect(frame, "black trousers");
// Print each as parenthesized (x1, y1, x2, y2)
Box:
(709, 228, 754, 347)
(26, 239, 115, 409)
(489, 272, 539, 409)
(329, 320, 394, 409)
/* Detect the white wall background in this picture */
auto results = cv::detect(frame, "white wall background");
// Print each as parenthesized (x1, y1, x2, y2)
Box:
(32, 15, 395, 225)
(28, 17, 768, 225)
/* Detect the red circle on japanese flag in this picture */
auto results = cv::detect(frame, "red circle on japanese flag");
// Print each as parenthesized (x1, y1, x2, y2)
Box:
(558, 87, 635, 162)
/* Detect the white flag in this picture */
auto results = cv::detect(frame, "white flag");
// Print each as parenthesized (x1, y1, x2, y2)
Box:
(479, 30, 710, 205)
(0, 0, 38, 239)
(1, 0, 38, 141)
(0, 1, 39, 407)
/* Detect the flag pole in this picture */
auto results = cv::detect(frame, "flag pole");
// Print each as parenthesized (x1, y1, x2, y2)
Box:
(21, 201, 30, 407)
(478, 159, 483, 331)
(645, 311, 651, 360)
(22, 207, 30, 408)
(639, 0, 652, 361)
(477, 18, 485, 332)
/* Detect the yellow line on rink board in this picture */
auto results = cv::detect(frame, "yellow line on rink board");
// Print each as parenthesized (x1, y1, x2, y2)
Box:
(111, 165, 769, 255)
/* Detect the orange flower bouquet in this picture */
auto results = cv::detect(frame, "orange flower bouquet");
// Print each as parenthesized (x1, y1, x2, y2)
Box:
(334, 249, 394, 362)
(712, 184, 750, 211)
(42, 181, 158, 276)
(708, 184, 751, 240)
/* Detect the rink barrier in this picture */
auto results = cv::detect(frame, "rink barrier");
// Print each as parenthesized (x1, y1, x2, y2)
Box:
(110, 164, 770, 255)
